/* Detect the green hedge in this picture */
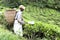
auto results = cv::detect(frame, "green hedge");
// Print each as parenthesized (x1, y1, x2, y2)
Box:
(24, 21, 60, 39)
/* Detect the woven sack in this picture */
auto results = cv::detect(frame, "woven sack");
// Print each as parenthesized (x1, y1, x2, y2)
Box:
(4, 10, 16, 24)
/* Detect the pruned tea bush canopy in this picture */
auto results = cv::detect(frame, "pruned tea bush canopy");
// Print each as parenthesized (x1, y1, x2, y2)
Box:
(24, 21, 60, 40)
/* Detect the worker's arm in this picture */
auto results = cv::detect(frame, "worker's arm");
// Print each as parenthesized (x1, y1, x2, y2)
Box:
(17, 13, 25, 24)
(18, 18, 25, 24)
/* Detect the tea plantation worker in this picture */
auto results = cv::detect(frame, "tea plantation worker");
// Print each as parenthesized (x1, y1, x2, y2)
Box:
(13, 5, 25, 36)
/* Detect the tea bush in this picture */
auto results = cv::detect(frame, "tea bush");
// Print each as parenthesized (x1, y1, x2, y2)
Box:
(23, 6, 60, 27)
(0, 12, 8, 27)
(24, 21, 60, 40)
(0, 26, 26, 40)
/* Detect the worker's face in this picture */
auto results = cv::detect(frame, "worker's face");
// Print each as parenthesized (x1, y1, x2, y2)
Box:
(20, 8, 24, 11)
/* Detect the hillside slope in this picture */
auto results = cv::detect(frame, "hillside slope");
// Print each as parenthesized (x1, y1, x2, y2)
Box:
(0, 5, 60, 40)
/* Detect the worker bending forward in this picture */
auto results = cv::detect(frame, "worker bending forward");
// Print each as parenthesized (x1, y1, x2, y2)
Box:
(13, 5, 25, 36)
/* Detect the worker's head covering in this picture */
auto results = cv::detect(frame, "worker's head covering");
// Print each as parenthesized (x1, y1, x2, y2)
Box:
(19, 5, 25, 10)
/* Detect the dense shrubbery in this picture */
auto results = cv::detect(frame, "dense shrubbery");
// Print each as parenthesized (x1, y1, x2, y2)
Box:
(0, 25, 26, 40)
(0, 0, 60, 9)
(0, 0, 21, 8)
(22, 0, 60, 9)
(0, 12, 8, 26)
(24, 21, 60, 40)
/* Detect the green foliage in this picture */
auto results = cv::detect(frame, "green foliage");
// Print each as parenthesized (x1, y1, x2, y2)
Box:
(0, 0, 21, 8)
(0, 27, 26, 40)
(0, 2, 60, 40)
(24, 21, 60, 40)
(23, 5, 60, 27)
(0, 0, 60, 9)
(13, 0, 60, 9)
(0, 12, 8, 26)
